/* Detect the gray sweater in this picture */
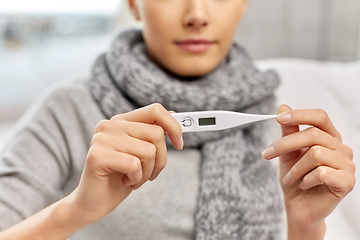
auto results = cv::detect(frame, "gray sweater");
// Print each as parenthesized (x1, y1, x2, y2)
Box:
(0, 79, 201, 239)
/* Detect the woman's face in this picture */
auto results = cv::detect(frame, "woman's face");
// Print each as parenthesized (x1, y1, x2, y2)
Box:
(128, 0, 248, 77)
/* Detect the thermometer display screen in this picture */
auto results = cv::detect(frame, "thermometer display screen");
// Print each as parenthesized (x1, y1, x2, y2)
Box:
(199, 117, 216, 126)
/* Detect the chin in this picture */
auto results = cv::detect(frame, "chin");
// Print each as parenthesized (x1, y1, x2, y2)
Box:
(166, 59, 221, 78)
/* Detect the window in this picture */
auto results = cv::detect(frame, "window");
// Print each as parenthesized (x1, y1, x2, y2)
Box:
(0, 0, 122, 120)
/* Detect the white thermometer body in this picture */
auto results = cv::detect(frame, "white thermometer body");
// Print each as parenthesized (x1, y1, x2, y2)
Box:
(171, 111, 276, 133)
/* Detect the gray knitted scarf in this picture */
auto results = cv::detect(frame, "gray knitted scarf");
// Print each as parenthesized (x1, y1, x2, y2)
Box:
(88, 29, 283, 239)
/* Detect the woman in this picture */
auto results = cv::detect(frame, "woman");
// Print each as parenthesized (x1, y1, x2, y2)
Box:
(0, 0, 355, 239)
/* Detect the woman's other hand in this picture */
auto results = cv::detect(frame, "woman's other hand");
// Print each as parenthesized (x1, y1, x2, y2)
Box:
(68, 103, 183, 224)
(262, 104, 355, 240)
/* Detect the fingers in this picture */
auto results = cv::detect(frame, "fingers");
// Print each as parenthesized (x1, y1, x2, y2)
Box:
(282, 145, 349, 185)
(91, 103, 182, 191)
(263, 105, 343, 161)
(127, 124, 167, 181)
(276, 106, 341, 140)
(93, 122, 167, 189)
(263, 127, 340, 160)
(270, 105, 355, 197)
(298, 165, 355, 198)
(271, 105, 303, 163)
(113, 136, 157, 189)
(111, 103, 184, 150)
(86, 145, 143, 184)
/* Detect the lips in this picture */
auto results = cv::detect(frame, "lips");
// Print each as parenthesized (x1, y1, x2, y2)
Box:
(174, 39, 216, 53)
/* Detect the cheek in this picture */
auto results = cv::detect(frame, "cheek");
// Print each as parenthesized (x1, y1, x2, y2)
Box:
(211, 4, 245, 51)
(141, 2, 181, 48)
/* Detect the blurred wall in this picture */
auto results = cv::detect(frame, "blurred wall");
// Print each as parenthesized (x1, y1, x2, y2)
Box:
(237, 0, 360, 61)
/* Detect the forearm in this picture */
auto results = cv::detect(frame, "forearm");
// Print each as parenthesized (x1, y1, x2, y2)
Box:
(0, 193, 91, 240)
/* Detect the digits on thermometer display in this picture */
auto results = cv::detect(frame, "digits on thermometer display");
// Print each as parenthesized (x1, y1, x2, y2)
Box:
(171, 111, 276, 133)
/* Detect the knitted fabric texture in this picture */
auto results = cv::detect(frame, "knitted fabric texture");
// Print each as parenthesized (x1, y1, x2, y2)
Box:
(88, 29, 283, 239)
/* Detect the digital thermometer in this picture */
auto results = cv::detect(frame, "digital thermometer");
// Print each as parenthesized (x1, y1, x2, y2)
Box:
(172, 111, 276, 133)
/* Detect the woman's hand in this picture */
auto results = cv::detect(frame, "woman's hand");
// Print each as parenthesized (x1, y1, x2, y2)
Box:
(262, 105, 355, 240)
(67, 103, 183, 225)
(0, 103, 183, 240)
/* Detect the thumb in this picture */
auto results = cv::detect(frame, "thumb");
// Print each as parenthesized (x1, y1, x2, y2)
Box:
(277, 104, 303, 167)
(277, 104, 299, 137)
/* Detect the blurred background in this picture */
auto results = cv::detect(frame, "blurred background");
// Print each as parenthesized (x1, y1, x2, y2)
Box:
(0, 0, 360, 145)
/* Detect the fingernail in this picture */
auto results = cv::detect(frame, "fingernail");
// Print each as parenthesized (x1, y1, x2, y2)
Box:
(262, 145, 274, 159)
(178, 136, 184, 150)
(283, 171, 292, 185)
(277, 112, 291, 123)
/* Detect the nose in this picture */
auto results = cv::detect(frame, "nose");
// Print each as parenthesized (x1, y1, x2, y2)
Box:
(183, 0, 209, 28)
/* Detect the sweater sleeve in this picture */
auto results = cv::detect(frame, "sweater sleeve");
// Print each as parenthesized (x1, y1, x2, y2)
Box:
(0, 81, 104, 231)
